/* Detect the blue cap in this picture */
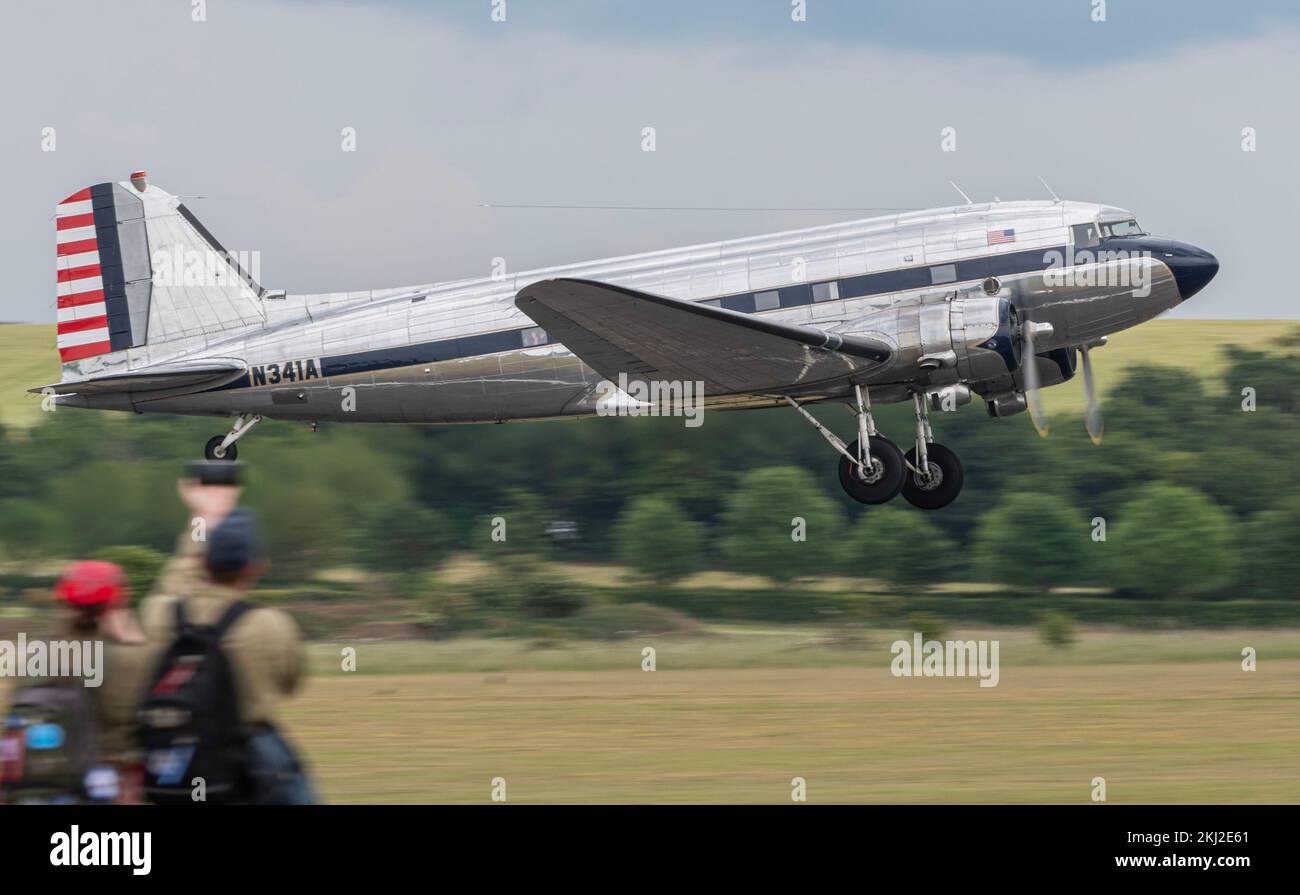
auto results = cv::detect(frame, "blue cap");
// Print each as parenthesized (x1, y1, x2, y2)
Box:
(206, 509, 265, 574)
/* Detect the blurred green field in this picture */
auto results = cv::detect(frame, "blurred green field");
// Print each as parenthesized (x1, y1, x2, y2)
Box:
(1, 320, 1294, 430)
(1039, 318, 1292, 415)
(0, 324, 55, 429)
(2, 623, 1295, 803)
(282, 628, 1300, 803)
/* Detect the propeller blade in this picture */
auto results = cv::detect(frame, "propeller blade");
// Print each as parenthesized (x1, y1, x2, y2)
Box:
(1021, 324, 1050, 438)
(1080, 345, 1104, 444)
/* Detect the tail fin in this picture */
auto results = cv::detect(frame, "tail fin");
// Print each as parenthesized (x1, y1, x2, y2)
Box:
(55, 173, 265, 372)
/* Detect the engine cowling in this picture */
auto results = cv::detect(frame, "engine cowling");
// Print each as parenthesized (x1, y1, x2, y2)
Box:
(1019, 346, 1077, 389)
(912, 295, 1022, 383)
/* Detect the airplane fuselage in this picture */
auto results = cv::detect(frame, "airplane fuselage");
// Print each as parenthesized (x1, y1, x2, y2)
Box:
(56, 198, 1217, 424)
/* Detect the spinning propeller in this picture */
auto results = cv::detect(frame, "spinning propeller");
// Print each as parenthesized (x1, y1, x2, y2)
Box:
(1017, 316, 1105, 444)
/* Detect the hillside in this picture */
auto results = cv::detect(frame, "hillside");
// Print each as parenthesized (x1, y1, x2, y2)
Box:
(0, 319, 1294, 430)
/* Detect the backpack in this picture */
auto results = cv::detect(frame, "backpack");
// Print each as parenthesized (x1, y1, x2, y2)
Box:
(138, 600, 253, 804)
(2, 677, 99, 804)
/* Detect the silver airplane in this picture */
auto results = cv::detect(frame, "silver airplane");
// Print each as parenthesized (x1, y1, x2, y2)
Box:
(35, 172, 1218, 508)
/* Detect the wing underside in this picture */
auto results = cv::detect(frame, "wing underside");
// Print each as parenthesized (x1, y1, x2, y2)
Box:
(515, 278, 893, 399)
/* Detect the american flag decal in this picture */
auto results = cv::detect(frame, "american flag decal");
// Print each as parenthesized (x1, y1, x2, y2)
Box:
(987, 228, 1016, 246)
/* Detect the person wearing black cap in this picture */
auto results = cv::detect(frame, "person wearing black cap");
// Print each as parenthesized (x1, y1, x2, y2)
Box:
(138, 478, 314, 804)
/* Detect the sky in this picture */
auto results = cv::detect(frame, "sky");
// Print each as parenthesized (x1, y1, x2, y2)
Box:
(2, 0, 1298, 322)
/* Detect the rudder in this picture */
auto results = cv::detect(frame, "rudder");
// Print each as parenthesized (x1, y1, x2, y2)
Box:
(54, 172, 266, 374)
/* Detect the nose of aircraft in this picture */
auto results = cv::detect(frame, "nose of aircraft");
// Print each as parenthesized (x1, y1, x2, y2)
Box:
(1165, 241, 1219, 300)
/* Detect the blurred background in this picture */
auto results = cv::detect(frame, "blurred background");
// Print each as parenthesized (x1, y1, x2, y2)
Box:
(1, 319, 1298, 802)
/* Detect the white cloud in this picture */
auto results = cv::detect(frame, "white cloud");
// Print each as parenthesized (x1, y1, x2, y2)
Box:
(1, 0, 1296, 321)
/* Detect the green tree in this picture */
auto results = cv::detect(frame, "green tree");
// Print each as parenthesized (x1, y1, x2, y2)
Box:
(971, 493, 1087, 592)
(839, 505, 958, 588)
(718, 466, 845, 582)
(89, 545, 168, 607)
(614, 494, 704, 582)
(476, 488, 553, 558)
(1037, 609, 1077, 648)
(354, 500, 455, 582)
(0, 498, 59, 559)
(1233, 496, 1300, 599)
(46, 460, 183, 553)
(243, 428, 412, 579)
(1106, 483, 1235, 597)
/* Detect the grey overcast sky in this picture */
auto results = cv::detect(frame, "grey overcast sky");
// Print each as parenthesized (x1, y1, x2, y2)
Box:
(2, 0, 1298, 322)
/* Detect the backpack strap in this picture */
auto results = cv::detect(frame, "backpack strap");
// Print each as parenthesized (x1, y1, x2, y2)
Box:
(213, 601, 255, 639)
(172, 598, 190, 636)
(172, 599, 254, 639)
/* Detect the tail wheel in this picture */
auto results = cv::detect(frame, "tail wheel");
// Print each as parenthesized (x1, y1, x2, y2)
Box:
(837, 436, 906, 504)
(901, 443, 964, 509)
(204, 435, 238, 462)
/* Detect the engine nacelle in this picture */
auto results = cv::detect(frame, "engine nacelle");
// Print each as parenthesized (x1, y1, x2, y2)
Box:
(1014, 347, 1077, 391)
(913, 296, 1022, 384)
(927, 383, 972, 412)
(985, 391, 1028, 417)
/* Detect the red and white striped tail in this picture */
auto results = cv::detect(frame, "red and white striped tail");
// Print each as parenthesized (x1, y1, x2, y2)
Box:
(55, 187, 112, 362)
(53, 175, 268, 372)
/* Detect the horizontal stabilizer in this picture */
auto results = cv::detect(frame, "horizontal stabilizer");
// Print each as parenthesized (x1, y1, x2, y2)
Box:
(30, 361, 245, 396)
(515, 278, 892, 397)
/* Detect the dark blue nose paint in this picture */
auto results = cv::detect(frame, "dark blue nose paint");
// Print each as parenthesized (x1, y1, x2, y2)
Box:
(1093, 236, 1219, 301)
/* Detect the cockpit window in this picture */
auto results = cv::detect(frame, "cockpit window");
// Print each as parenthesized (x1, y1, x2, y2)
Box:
(1100, 219, 1144, 237)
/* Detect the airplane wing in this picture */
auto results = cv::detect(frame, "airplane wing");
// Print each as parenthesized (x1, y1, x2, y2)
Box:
(29, 360, 246, 396)
(515, 278, 893, 396)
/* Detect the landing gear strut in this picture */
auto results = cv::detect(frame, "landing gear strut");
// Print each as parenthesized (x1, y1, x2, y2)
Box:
(785, 386, 905, 505)
(204, 414, 261, 461)
(899, 392, 964, 509)
(787, 386, 966, 508)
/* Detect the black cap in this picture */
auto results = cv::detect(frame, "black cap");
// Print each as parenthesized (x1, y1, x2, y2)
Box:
(206, 509, 266, 574)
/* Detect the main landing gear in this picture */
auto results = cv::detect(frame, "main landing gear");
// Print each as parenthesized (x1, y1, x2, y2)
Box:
(786, 386, 964, 509)
(203, 413, 261, 461)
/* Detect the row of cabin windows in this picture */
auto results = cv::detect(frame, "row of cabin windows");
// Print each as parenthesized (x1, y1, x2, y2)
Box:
(518, 269, 951, 350)
(513, 248, 1050, 353)
(698, 263, 959, 313)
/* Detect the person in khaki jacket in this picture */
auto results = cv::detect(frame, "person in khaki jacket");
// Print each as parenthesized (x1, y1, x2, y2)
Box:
(139, 478, 314, 804)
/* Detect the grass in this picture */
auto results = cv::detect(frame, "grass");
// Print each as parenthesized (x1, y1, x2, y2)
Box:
(284, 643, 1300, 803)
(0, 324, 56, 430)
(304, 625, 1300, 674)
(1, 319, 1296, 430)
(1040, 319, 1295, 415)
(4, 625, 1296, 802)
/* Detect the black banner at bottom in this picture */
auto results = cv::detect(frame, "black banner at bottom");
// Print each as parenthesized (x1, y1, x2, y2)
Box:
(0, 805, 1285, 882)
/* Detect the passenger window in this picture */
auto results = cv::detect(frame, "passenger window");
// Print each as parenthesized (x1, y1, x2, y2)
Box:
(812, 282, 839, 302)
(521, 326, 548, 347)
(930, 264, 956, 285)
(754, 290, 780, 312)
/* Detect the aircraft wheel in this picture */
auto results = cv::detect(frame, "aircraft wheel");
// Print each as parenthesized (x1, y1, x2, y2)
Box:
(901, 443, 964, 509)
(837, 436, 906, 504)
(204, 435, 238, 462)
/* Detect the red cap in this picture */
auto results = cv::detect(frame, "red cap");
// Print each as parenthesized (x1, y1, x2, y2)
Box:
(55, 560, 127, 608)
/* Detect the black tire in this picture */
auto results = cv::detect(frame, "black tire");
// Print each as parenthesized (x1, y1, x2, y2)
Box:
(901, 442, 964, 509)
(837, 435, 906, 504)
(204, 435, 238, 462)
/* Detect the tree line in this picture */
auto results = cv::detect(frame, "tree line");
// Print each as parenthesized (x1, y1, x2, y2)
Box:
(1, 335, 1297, 603)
